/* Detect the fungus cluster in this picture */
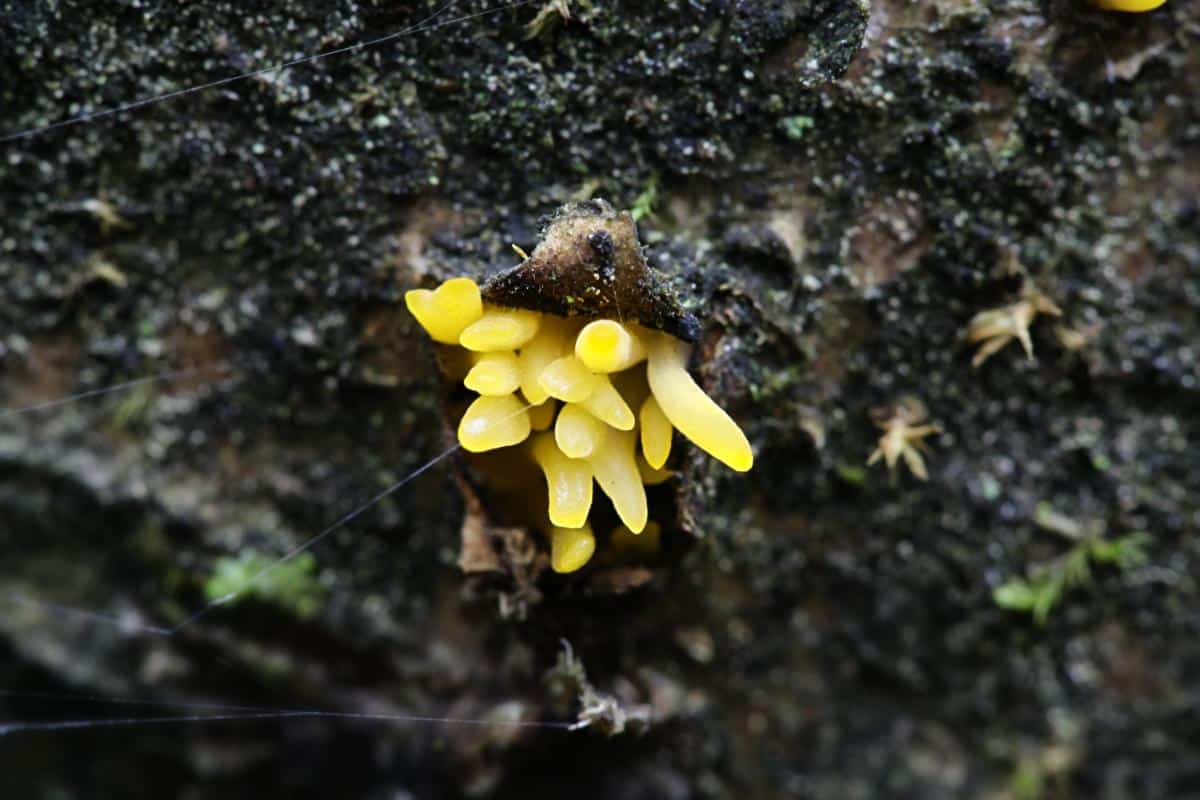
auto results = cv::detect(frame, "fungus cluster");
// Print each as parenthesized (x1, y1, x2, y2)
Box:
(405, 204, 752, 575)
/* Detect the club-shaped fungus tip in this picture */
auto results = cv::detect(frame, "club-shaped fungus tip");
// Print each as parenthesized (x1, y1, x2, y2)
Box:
(551, 524, 596, 574)
(405, 277, 483, 344)
(1090, 0, 1166, 11)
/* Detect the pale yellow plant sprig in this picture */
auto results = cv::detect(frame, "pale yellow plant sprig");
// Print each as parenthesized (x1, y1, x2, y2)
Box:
(866, 396, 941, 481)
(964, 284, 1062, 368)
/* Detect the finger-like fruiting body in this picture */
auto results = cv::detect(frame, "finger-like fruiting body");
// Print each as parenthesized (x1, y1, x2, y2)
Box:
(458, 393, 532, 452)
(555, 403, 608, 459)
(539, 355, 600, 403)
(517, 316, 574, 405)
(1091, 0, 1165, 10)
(638, 394, 672, 469)
(460, 308, 542, 352)
(579, 373, 635, 430)
(405, 278, 484, 344)
(550, 524, 596, 573)
(575, 320, 646, 373)
(645, 333, 754, 472)
(586, 429, 648, 533)
(531, 433, 593, 529)
(464, 352, 521, 396)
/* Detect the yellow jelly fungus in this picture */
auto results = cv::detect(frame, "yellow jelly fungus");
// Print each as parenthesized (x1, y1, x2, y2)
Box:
(457, 393, 532, 453)
(575, 319, 646, 373)
(555, 403, 608, 459)
(579, 373, 635, 430)
(587, 429, 648, 533)
(463, 351, 521, 396)
(404, 277, 484, 344)
(529, 400, 558, 431)
(550, 523, 596, 573)
(645, 332, 754, 472)
(460, 308, 542, 352)
(539, 355, 601, 403)
(638, 394, 672, 469)
(406, 272, 755, 572)
(1091, 0, 1165, 11)
(531, 433, 594, 529)
(517, 316, 574, 406)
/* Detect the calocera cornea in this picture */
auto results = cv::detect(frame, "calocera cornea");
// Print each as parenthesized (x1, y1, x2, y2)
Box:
(406, 200, 753, 577)
(1090, 0, 1166, 11)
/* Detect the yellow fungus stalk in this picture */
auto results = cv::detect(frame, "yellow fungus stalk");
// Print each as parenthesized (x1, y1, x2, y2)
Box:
(575, 320, 646, 373)
(638, 394, 672, 469)
(538, 355, 600, 403)
(555, 403, 608, 459)
(404, 277, 483, 344)
(463, 351, 521, 396)
(645, 333, 753, 472)
(1091, 0, 1165, 11)
(457, 393, 531, 453)
(460, 307, 542, 352)
(550, 523, 596, 574)
(531, 433, 593, 529)
(516, 316, 574, 406)
(528, 400, 558, 431)
(586, 428, 648, 533)
(579, 373, 635, 430)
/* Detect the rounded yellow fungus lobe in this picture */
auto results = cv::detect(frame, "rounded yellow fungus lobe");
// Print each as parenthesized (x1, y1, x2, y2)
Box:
(528, 400, 558, 431)
(550, 523, 596, 574)
(538, 355, 600, 403)
(404, 278, 483, 344)
(575, 320, 646, 373)
(1091, 0, 1165, 11)
(463, 352, 521, 396)
(457, 393, 531, 453)
(555, 403, 608, 459)
(638, 394, 672, 469)
(586, 429, 648, 533)
(645, 332, 754, 472)
(579, 373, 635, 430)
(460, 308, 542, 352)
(516, 316, 574, 406)
(531, 433, 594, 528)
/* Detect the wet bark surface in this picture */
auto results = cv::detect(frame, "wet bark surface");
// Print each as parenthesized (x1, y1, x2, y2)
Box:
(1, 1, 1198, 798)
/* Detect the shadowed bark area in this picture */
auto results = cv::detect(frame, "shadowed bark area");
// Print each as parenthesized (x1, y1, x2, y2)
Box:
(2, 1, 1198, 798)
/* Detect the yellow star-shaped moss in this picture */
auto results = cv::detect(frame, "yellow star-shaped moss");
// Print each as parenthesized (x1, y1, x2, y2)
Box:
(867, 397, 941, 481)
(965, 285, 1062, 368)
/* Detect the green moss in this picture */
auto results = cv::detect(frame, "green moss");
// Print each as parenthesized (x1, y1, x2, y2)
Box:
(994, 531, 1150, 625)
(779, 115, 815, 141)
(629, 174, 659, 222)
(204, 550, 326, 620)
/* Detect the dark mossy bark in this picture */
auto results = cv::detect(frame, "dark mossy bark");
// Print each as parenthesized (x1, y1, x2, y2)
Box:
(2, 1, 1198, 798)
